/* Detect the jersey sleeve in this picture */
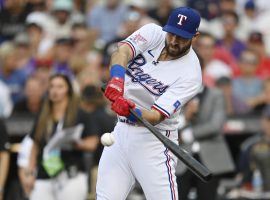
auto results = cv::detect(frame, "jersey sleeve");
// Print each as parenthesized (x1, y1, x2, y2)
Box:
(118, 23, 164, 59)
(152, 78, 202, 118)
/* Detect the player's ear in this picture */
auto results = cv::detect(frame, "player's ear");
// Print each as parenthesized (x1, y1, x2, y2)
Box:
(192, 32, 200, 42)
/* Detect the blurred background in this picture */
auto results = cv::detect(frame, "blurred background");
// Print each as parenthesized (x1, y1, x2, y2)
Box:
(1, 0, 270, 200)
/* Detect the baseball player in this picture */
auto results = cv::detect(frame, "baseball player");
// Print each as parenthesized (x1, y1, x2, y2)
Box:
(97, 7, 202, 200)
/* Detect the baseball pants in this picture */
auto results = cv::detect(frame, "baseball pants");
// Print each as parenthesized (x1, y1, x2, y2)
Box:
(96, 122, 178, 200)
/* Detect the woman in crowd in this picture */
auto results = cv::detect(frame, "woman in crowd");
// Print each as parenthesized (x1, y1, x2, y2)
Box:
(25, 73, 98, 200)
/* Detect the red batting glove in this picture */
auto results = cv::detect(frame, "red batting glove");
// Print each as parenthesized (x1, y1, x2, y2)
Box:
(111, 96, 135, 116)
(104, 77, 124, 102)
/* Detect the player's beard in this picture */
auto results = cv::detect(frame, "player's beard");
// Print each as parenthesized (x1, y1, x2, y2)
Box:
(165, 40, 192, 59)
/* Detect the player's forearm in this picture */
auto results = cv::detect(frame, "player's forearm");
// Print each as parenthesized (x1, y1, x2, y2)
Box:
(109, 45, 133, 69)
(141, 109, 165, 126)
(0, 152, 10, 189)
(110, 51, 130, 69)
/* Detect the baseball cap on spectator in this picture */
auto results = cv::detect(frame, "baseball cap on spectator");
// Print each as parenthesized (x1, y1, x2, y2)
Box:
(163, 7, 201, 39)
(53, 0, 73, 12)
(248, 31, 263, 44)
(245, 0, 255, 10)
(128, 0, 148, 9)
(35, 58, 53, 69)
(216, 76, 231, 86)
(26, 12, 49, 32)
(55, 37, 74, 46)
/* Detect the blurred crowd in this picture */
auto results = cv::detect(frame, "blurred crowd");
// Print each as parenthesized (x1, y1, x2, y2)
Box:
(1, 0, 270, 199)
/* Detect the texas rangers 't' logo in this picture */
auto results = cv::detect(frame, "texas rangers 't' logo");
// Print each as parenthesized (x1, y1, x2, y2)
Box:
(177, 14, 187, 25)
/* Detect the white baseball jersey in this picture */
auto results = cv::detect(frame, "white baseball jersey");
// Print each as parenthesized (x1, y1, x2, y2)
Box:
(119, 23, 202, 130)
(96, 23, 202, 200)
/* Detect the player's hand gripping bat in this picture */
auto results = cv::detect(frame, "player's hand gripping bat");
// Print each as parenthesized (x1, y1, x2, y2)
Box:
(101, 84, 212, 182)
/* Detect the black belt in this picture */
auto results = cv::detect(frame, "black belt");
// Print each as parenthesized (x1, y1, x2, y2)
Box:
(118, 117, 139, 126)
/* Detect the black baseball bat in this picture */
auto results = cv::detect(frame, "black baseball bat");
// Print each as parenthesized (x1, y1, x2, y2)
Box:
(101, 85, 212, 182)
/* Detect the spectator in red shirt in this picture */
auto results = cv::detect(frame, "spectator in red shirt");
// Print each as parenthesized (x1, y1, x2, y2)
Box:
(247, 32, 270, 79)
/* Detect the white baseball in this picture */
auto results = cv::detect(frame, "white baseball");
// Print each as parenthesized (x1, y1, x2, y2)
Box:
(101, 133, 115, 146)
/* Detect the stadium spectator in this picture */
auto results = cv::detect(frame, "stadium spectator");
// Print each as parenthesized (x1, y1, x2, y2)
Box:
(216, 76, 251, 116)
(51, 37, 74, 78)
(31, 58, 52, 92)
(0, 0, 29, 43)
(13, 32, 31, 71)
(237, 0, 258, 41)
(25, 15, 54, 57)
(148, 0, 174, 26)
(25, 0, 46, 13)
(220, 0, 237, 13)
(176, 84, 235, 200)
(0, 119, 10, 200)
(128, 0, 158, 27)
(252, 9, 270, 55)
(232, 49, 263, 109)
(25, 9, 57, 56)
(70, 22, 102, 77)
(246, 32, 270, 79)
(194, 32, 233, 86)
(246, 78, 270, 115)
(71, 23, 92, 58)
(27, 74, 99, 200)
(216, 11, 246, 59)
(0, 42, 28, 103)
(50, 0, 76, 39)
(27, 21, 44, 54)
(199, 0, 237, 40)
(223, 77, 270, 116)
(237, 106, 270, 192)
(187, 0, 219, 20)
(12, 76, 44, 115)
(236, 0, 270, 13)
(87, 0, 128, 44)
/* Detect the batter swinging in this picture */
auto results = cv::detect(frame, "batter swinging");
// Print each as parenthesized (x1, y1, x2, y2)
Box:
(96, 7, 202, 200)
